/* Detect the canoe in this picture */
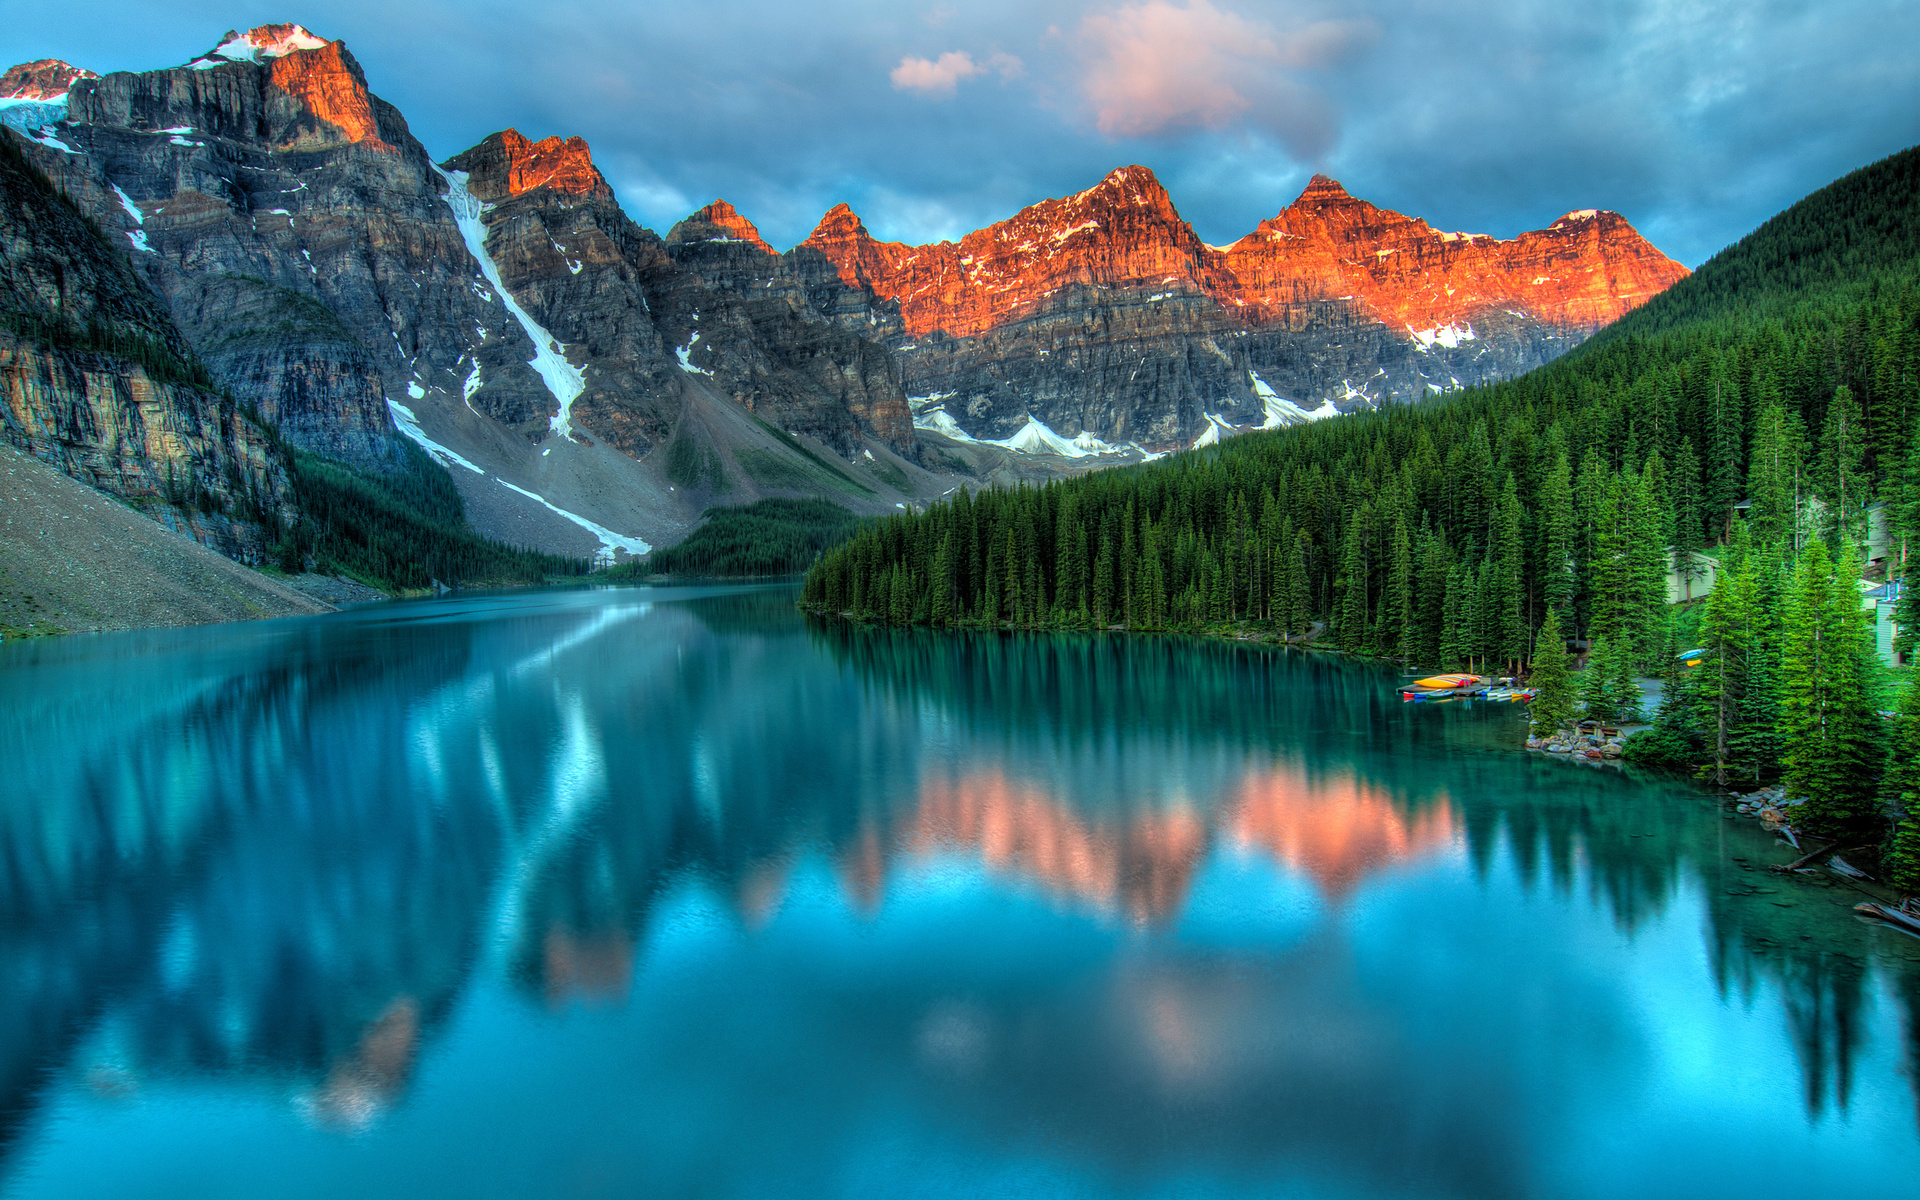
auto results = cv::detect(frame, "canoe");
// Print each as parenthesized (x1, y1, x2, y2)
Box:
(1410, 673, 1481, 691)
(1677, 649, 1709, 667)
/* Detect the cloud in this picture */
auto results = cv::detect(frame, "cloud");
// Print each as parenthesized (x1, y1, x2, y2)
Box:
(891, 49, 1023, 97)
(1075, 0, 1375, 154)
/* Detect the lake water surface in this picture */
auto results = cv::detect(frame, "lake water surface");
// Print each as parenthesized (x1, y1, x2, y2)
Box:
(2, 584, 1918, 1199)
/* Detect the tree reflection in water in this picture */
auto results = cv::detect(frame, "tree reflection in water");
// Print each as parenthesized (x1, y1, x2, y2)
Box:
(0, 587, 1916, 1197)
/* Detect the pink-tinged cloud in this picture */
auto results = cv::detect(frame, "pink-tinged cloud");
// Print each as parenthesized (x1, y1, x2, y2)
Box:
(1076, 0, 1376, 154)
(891, 50, 1024, 97)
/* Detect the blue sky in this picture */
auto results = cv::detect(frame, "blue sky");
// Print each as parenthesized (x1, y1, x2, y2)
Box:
(7, 0, 1917, 266)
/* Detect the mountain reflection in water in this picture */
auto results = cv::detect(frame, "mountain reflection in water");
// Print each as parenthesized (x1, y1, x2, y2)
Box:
(0, 585, 1916, 1199)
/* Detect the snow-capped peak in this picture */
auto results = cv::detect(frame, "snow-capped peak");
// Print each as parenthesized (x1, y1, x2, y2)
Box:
(187, 24, 329, 70)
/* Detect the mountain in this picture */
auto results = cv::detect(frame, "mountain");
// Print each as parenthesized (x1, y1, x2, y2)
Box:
(801, 142, 1920, 665)
(0, 128, 290, 563)
(781, 165, 1687, 452)
(2, 25, 948, 564)
(1, 21, 1686, 574)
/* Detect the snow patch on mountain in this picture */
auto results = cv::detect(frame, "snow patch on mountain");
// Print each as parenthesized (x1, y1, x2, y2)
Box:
(1408, 323, 1475, 352)
(0, 95, 69, 136)
(187, 25, 329, 69)
(387, 400, 485, 475)
(913, 407, 1130, 459)
(1251, 372, 1339, 427)
(434, 164, 586, 442)
(676, 332, 711, 375)
(493, 479, 650, 564)
(1191, 413, 1237, 450)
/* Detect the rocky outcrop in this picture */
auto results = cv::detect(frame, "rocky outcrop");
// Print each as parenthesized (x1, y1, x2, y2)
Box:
(1218, 175, 1688, 333)
(17, 24, 551, 472)
(787, 166, 1688, 449)
(446, 129, 915, 460)
(0, 129, 289, 561)
(0, 60, 96, 101)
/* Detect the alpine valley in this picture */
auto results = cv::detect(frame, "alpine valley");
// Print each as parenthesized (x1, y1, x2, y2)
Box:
(0, 22, 1685, 605)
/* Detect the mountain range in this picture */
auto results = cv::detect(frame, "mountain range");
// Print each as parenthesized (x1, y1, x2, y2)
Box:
(0, 23, 1687, 570)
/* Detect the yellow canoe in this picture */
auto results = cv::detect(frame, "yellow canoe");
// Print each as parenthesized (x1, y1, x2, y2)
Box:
(1411, 673, 1481, 690)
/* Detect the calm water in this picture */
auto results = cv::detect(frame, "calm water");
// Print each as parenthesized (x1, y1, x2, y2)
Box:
(2, 585, 1918, 1200)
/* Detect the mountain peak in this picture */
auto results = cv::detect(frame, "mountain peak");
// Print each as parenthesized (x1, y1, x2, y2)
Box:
(0, 59, 97, 101)
(668, 199, 776, 254)
(1073, 164, 1176, 213)
(806, 203, 871, 244)
(187, 24, 332, 69)
(445, 130, 612, 202)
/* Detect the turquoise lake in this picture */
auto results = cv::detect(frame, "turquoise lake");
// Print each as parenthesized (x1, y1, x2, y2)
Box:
(2, 583, 1918, 1198)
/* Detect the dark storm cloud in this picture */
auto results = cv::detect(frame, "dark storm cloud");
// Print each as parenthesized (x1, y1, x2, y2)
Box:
(5, 1, 1917, 264)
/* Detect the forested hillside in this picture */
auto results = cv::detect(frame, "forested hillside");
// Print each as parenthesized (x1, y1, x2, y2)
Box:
(802, 145, 1920, 864)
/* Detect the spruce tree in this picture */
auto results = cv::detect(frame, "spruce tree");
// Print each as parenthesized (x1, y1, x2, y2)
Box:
(1781, 543, 1883, 835)
(1881, 680, 1920, 893)
(1818, 384, 1871, 553)
(1540, 450, 1576, 616)
(1580, 637, 1618, 721)
(1528, 608, 1575, 737)
(1693, 561, 1757, 786)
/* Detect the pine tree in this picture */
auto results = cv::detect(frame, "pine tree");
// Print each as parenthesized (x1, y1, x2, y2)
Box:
(1540, 449, 1575, 617)
(1580, 637, 1618, 721)
(1492, 475, 1527, 671)
(1670, 437, 1708, 599)
(1781, 543, 1883, 836)
(1288, 527, 1312, 637)
(1747, 403, 1803, 549)
(931, 532, 956, 626)
(1528, 608, 1575, 737)
(1881, 680, 1920, 893)
(1818, 385, 1871, 552)
(1693, 560, 1758, 786)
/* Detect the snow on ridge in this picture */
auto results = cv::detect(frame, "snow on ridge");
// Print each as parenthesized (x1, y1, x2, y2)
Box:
(434, 165, 586, 441)
(188, 25, 329, 68)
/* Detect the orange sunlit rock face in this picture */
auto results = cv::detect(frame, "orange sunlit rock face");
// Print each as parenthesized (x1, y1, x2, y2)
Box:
(1216, 175, 1690, 334)
(1228, 767, 1459, 899)
(803, 166, 1222, 340)
(264, 38, 392, 151)
(907, 770, 1208, 924)
(451, 129, 615, 203)
(0, 59, 96, 100)
(799, 167, 1686, 342)
(681, 199, 778, 254)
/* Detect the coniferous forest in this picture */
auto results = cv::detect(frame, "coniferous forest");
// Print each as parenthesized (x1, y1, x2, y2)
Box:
(803, 145, 1920, 878)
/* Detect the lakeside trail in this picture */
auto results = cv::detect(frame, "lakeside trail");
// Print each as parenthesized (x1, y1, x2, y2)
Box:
(0, 441, 333, 636)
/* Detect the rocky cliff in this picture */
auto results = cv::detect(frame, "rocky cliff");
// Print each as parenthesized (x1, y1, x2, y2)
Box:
(5, 25, 552, 471)
(0, 21, 1689, 567)
(787, 166, 1689, 450)
(439, 129, 914, 467)
(0, 129, 288, 561)
(6, 28, 941, 560)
